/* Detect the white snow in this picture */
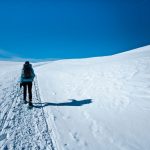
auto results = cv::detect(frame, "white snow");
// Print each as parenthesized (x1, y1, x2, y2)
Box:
(1, 45, 150, 150)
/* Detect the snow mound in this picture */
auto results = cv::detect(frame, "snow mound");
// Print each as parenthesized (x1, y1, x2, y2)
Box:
(35, 45, 150, 150)
(0, 45, 150, 150)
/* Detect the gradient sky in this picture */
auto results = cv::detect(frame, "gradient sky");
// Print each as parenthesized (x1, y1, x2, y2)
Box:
(0, 0, 150, 59)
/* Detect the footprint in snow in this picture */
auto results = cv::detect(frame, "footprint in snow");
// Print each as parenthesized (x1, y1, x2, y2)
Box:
(0, 133, 7, 141)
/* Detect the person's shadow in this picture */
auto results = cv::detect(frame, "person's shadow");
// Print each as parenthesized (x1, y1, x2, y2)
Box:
(33, 99, 92, 108)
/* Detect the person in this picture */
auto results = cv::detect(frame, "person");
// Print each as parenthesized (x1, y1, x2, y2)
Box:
(20, 61, 35, 106)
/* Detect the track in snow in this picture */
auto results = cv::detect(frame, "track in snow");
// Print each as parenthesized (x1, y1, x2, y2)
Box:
(0, 74, 57, 150)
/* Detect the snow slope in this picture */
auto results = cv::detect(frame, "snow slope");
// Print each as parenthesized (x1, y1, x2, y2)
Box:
(1, 45, 150, 150)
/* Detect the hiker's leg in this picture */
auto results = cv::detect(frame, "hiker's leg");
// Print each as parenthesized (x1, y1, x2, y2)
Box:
(28, 82, 32, 102)
(23, 83, 27, 101)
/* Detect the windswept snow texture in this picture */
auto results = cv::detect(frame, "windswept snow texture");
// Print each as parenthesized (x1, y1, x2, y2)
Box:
(1, 46, 150, 150)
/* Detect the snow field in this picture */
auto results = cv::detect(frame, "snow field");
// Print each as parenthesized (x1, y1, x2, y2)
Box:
(1, 46, 150, 150)
(36, 46, 150, 150)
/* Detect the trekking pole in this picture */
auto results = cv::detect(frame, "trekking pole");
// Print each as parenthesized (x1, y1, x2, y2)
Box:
(14, 83, 22, 99)
(33, 77, 39, 101)
(14, 82, 23, 101)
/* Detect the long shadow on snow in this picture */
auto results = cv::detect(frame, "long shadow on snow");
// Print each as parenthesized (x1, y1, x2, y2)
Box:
(33, 99, 92, 108)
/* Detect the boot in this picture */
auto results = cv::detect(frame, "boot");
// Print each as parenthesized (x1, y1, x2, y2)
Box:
(29, 100, 33, 106)
(24, 99, 27, 104)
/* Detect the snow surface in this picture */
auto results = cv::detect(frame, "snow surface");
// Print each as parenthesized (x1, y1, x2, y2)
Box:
(1, 46, 150, 150)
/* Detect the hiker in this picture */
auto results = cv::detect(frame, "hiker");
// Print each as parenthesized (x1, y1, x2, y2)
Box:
(20, 61, 35, 106)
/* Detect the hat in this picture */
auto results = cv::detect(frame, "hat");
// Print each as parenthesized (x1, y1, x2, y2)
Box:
(25, 61, 30, 65)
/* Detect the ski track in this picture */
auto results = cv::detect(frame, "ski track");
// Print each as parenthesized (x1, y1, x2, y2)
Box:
(0, 72, 57, 150)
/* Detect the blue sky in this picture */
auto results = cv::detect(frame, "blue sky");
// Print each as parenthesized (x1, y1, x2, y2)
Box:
(0, 0, 150, 59)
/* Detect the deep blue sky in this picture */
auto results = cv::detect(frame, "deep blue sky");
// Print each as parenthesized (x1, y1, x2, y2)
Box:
(0, 0, 150, 59)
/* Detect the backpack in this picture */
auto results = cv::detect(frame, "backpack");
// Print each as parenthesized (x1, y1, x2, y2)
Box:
(23, 64, 32, 79)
